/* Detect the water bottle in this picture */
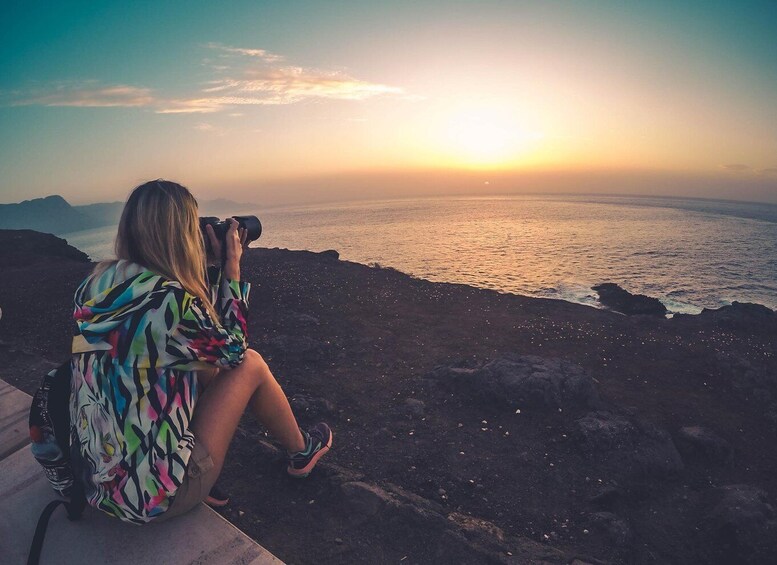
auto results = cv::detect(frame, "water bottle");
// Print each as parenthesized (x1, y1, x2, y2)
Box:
(31, 428, 63, 460)
(30, 425, 73, 497)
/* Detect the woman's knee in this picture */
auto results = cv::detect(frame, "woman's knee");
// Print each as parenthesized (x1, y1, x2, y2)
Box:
(242, 348, 267, 370)
(241, 348, 272, 382)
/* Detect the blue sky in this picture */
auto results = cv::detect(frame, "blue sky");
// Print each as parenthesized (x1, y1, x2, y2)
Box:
(2, 1, 776, 205)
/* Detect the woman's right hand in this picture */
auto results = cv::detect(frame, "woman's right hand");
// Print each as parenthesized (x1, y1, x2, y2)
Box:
(223, 218, 246, 280)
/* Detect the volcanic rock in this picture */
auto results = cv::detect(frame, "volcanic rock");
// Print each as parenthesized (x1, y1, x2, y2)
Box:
(575, 411, 684, 477)
(402, 398, 426, 417)
(318, 249, 340, 260)
(589, 512, 633, 547)
(701, 485, 777, 565)
(676, 426, 732, 465)
(341, 481, 395, 518)
(428, 354, 600, 412)
(592, 283, 667, 316)
(695, 302, 777, 333)
(268, 334, 326, 361)
(289, 394, 335, 417)
(0, 229, 90, 267)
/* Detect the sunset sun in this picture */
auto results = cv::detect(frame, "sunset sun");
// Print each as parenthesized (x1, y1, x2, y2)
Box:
(443, 108, 541, 167)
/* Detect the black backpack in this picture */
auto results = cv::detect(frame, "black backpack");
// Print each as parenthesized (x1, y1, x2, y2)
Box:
(27, 361, 87, 565)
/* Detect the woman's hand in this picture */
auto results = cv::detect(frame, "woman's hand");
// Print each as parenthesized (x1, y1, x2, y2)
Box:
(206, 219, 247, 280)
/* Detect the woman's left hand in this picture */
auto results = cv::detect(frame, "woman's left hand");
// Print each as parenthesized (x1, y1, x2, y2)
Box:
(206, 221, 249, 269)
(205, 224, 223, 266)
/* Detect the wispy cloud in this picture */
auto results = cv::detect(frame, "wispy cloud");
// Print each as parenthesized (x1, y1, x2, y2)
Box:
(6, 45, 405, 116)
(156, 44, 403, 113)
(193, 122, 226, 135)
(10, 81, 154, 108)
(759, 168, 777, 175)
(721, 163, 750, 172)
(205, 42, 284, 63)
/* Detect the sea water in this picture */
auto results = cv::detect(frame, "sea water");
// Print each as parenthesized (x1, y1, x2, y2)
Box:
(62, 195, 777, 314)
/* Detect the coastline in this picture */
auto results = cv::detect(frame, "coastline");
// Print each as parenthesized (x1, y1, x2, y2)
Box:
(2, 230, 777, 564)
(53, 190, 777, 316)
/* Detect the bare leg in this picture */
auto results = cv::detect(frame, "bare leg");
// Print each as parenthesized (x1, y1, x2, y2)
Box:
(190, 349, 305, 476)
(196, 366, 219, 393)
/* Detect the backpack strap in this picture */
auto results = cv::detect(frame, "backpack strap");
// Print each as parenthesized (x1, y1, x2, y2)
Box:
(26, 493, 86, 565)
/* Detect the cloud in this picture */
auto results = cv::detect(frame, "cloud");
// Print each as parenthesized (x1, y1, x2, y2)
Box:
(7, 45, 405, 116)
(193, 122, 226, 135)
(721, 163, 750, 172)
(10, 81, 154, 108)
(759, 168, 777, 175)
(205, 42, 284, 63)
(155, 44, 403, 113)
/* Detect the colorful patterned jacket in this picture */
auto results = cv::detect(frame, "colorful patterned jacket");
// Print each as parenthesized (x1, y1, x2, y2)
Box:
(69, 260, 250, 523)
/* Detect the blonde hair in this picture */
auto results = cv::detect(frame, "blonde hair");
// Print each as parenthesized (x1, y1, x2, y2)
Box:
(96, 179, 218, 320)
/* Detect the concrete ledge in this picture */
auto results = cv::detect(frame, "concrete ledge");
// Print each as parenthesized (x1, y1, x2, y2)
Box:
(0, 378, 33, 459)
(0, 379, 282, 565)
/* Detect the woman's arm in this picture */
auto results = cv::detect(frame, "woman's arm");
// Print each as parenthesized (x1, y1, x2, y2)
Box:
(165, 217, 250, 369)
(166, 282, 250, 369)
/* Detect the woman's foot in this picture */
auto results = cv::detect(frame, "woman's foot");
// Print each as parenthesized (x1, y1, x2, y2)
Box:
(204, 484, 230, 507)
(287, 423, 333, 478)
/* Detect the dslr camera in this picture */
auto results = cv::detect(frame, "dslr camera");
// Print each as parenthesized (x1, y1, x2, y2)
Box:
(199, 215, 262, 255)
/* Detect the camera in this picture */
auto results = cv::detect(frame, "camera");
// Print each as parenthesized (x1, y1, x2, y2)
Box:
(199, 215, 262, 255)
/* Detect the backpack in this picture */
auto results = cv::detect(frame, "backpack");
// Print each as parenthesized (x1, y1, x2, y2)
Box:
(27, 361, 86, 565)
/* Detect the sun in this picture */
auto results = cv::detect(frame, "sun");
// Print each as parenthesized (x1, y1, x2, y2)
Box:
(443, 107, 541, 167)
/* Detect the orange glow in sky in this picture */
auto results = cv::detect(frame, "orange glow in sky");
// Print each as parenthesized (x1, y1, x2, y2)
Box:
(1, 2, 776, 205)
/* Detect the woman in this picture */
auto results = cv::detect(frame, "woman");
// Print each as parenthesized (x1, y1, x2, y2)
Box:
(69, 179, 331, 524)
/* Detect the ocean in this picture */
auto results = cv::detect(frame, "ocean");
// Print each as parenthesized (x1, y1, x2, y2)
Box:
(62, 195, 777, 315)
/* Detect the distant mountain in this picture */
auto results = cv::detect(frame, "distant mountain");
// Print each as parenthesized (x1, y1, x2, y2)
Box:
(0, 195, 95, 235)
(0, 194, 259, 235)
(74, 201, 124, 226)
(199, 198, 258, 216)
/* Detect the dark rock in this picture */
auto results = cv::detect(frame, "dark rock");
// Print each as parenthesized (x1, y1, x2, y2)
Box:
(676, 426, 732, 465)
(372, 427, 394, 440)
(341, 481, 396, 517)
(284, 311, 320, 326)
(589, 512, 633, 547)
(700, 485, 777, 565)
(575, 411, 684, 477)
(714, 352, 777, 431)
(429, 354, 600, 412)
(268, 334, 326, 361)
(592, 283, 667, 316)
(446, 512, 505, 542)
(696, 302, 777, 333)
(403, 398, 426, 417)
(289, 394, 335, 416)
(589, 486, 623, 509)
(319, 249, 340, 260)
(576, 411, 636, 451)
(0, 229, 90, 267)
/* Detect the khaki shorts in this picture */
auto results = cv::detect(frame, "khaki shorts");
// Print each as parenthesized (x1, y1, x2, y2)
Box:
(156, 439, 220, 521)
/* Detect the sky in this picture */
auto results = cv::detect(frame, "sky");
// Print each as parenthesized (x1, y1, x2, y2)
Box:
(1, 0, 776, 206)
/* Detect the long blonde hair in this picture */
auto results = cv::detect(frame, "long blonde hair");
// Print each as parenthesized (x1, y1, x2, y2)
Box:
(97, 179, 218, 320)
